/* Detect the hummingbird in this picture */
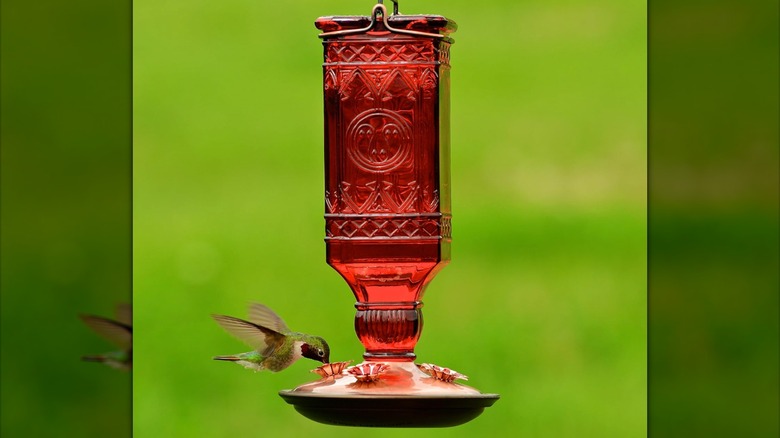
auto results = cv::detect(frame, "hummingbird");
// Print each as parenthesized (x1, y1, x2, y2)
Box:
(79, 303, 132, 371)
(212, 302, 330, 372)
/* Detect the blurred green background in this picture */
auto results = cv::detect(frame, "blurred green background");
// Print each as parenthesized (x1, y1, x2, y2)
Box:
(134, 0, 646, 437)
(1, 0, 131, 436)
(648, 1, 779, 435)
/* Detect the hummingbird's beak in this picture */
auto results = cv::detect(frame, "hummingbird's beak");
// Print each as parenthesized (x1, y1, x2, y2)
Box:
(323, 353, 330, 364)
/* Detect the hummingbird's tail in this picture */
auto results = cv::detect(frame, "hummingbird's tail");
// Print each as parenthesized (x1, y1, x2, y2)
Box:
(213, 355, 241, 362)
(82, 354, 107, 363)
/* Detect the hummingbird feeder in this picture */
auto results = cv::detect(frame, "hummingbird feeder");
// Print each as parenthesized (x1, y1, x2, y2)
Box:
(279, 0, 499, 427)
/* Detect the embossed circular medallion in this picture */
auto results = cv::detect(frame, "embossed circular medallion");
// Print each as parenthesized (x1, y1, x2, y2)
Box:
(346, 109, 412, 172)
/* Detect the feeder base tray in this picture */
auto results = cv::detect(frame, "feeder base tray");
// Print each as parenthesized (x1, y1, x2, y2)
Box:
(279, 392, 500, 428)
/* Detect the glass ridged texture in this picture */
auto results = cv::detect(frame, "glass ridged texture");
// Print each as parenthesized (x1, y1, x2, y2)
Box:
(316, 15, 456, 361)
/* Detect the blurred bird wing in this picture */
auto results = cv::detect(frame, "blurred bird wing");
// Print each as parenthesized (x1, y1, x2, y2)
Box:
(212, 315, 285, 356)
(115, 303, 132, 326)
(80, 315, 132, 350)
(247, 303, 291, 334)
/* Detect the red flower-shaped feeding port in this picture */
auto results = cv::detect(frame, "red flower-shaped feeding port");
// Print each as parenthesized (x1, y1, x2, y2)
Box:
(346, 363, 390, 383)
(417, 363, 469, 383)
(312, 361, 352, 378)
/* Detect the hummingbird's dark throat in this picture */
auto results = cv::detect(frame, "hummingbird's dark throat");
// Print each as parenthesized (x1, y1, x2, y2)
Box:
(301, 344, 326, 363)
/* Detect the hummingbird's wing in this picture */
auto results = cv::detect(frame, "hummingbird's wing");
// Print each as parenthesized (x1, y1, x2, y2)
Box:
(247, 302, 291, 334)
(115, 303, 132, 326)
(79, 315, 132, 350)
(211, 314, 285, 357)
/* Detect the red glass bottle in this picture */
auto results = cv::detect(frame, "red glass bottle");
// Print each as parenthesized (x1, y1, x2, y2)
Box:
(316, 9, 456, 362)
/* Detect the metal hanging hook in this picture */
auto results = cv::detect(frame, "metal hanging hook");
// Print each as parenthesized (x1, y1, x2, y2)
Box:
(376, 0, 399, 15)
(319, 2, 442, 39)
